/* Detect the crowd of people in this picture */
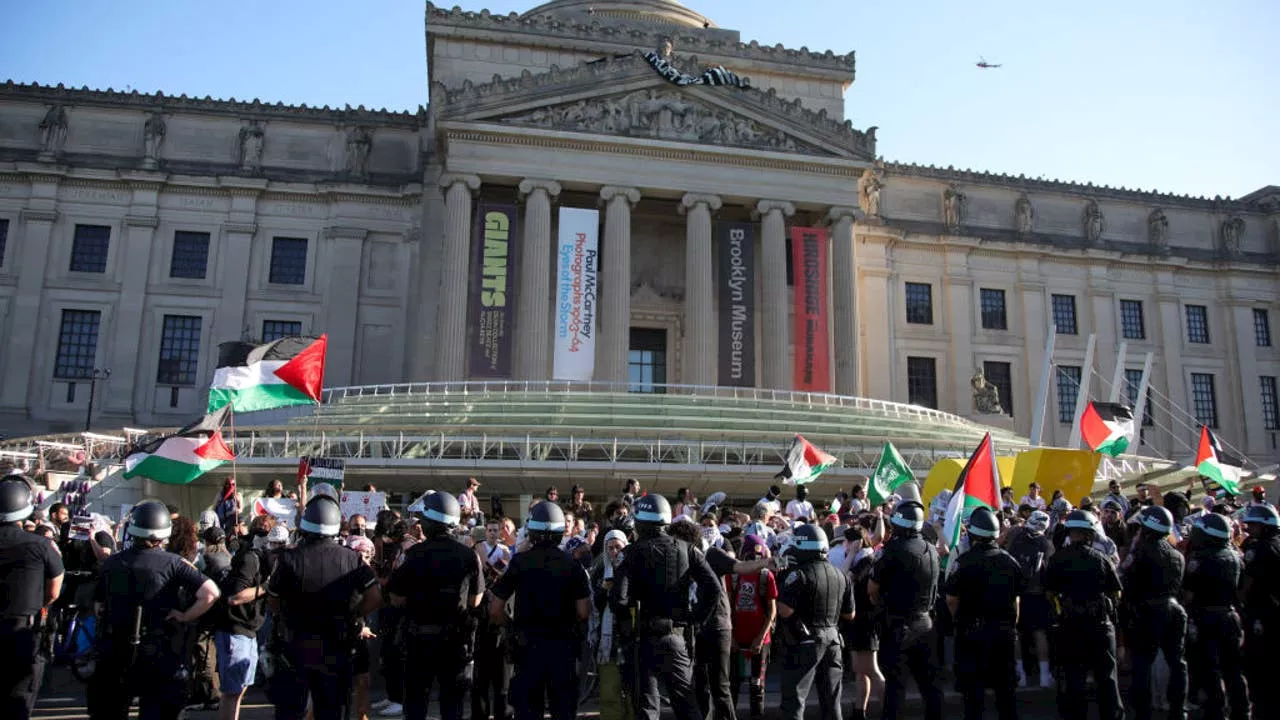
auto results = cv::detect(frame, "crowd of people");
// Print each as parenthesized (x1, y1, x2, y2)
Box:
(2, 469, 1279, 720)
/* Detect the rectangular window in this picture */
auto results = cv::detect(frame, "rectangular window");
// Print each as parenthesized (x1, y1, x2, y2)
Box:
(1186, 304, 1210, 344)
(1261, 376, 1279, 430)
(0, 218, 8, 268)
(983, 361, 1013, 417)
(905, 282, 933, 325)
(1120, 299, 1145, 340)
(157, 315, 202, 386)
(980, 288, 1008, 330)
(1190, 373, 1218, 429)
(1056, 365, 1082, 424)
(1123, 368, 1155, 427)
(627, 328, 667, 394)
(54, 310, 101, 380)
(907, 357, 938, 409)
(262, 320, 302, 343)
(1255, 309, 1273, 347)
(1051, 294, 1078, 335)
(70, 224, 111, 273)
(169, 231, 211, 279)
(269, 237, 308, 285)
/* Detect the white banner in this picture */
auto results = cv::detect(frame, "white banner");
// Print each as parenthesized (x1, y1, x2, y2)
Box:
(340, 490, 386, 520)
(253, 496, 297, 529)
(553, 207, 600, 381)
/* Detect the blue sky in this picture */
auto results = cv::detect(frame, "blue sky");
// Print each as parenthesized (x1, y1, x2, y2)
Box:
(2, 0, 1275, 198)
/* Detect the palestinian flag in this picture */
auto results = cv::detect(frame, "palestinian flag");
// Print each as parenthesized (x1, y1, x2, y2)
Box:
(776, 435, 838, 485)
(1080, 402, 1135, 457)
(208, 335, 327, 413)
(942, 433, 1002, 573)
(123, 407, 236, 485)
(869, 441, 919, 506)
(1195, 426, 1243, 495)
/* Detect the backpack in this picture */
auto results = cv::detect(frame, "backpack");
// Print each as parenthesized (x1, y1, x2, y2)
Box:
(1008, 529, 1048, 593)
(730, 568, 773, 611)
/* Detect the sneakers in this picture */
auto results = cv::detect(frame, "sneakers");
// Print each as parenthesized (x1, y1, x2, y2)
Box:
(378, 702, 404, 717)
(371, 699, 392, 711)
(1040, 673, 1055, 689)
(1016, 666, 1027, 688)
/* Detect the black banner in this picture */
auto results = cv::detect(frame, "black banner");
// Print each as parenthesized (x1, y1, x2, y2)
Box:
(643, 51, 751, 89)
(718, 222, 756, 386)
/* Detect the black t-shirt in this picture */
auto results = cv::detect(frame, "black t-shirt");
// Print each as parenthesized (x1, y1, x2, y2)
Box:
(215, 546, 267, 637)
(94, 545, 207, 635)
(267, 540, 377, 668)
(0, 524, 64, 617)
(388, 537, 484, 625)
(61, 531, 116, 575)
(490, 544, 590, 637)
(943, 545, 1025, 625)
(699, 546, 735, 633)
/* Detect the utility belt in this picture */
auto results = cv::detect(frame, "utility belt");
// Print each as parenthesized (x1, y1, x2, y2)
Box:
(879, 610, 931, 629)
(1056, 595, 1114, 623)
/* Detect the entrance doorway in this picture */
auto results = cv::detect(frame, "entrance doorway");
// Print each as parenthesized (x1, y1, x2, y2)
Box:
(628, 328, 667, 393)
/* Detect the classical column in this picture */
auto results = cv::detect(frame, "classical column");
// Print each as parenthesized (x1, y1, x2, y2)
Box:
(756, 200, 795, 390)
(434, 173, 481, 381)
(681, 193, 721, 387)
(322, 227, 367, 386)
(596, 186, 641, 384)
(515, 179, 561, 381)
(409, 164, 445, 381)
(827, 206, 861, 397)
(0, 209, 57, 410)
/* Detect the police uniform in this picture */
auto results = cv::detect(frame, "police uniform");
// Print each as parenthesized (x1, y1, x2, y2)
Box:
(388, 533, 484, 720)
(88, 543, 211, 719)
(1, 509, 64, 720)
(1241, 506, 1280, 719)
(870, 503, 942, 720)
(1183, 515, 1249, 720)
(943, 515, 1023, 720)
(490, 539, 590, 720)
(776, 527, 854, 720)
(1043, 513, 1123, 720)
(1120, 507, 1187, 720)
(266, 534, 378, 720)
(610, 495, 721, 720)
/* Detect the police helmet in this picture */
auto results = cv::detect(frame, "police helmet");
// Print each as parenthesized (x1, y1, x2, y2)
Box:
(0, 475, 35, 523)
(633, 494, 672, 526)
(420, 491, 462, 529)
(1242, 503, 1280, 528)
(299, 494, 341, 537)
(966, 506, 1000, 539)
(527, 500, 567, 546)
(127, 500, 173, 540)
(790, 522, 829, 562)
(889, 500, 925, 531)
(1193, 512, 1232, 541)
(1137, 505, 1175, 535)
(1063, 509, 1096, 536)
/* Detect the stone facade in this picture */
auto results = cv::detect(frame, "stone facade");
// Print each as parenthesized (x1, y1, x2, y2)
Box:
(0, 0, 1277, 465)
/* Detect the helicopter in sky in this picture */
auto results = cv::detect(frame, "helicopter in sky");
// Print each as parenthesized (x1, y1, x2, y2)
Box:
(976, 56, 1002, 69)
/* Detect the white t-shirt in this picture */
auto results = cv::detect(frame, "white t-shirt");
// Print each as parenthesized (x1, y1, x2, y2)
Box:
(480, 540, 511, 569)
(1020, 495, 1047, 511)
(828, 543, 853, 572)
(758, 496, 782, 517)
(785, 499, 815, 522)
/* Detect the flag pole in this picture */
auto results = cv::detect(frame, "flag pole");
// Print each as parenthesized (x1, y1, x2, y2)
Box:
(1029, 323, 1057, 447)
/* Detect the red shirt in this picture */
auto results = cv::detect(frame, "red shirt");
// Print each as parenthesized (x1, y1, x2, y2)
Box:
(726, 570, 778, 648)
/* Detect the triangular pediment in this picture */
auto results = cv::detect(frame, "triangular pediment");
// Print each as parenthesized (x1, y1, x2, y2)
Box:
(433, 52, 875, 160)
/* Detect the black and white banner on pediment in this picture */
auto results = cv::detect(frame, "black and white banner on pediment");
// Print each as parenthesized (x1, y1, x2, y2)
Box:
(643, 50, 751, 89)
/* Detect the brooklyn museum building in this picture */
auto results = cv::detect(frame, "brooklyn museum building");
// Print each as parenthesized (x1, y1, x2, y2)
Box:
(0, 1, 1276, 509)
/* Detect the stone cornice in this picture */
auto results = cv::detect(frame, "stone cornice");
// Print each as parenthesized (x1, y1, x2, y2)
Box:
(0, 81, 426, 128)
(426, 2, 856, 79)
(884, 161, 1265, 213)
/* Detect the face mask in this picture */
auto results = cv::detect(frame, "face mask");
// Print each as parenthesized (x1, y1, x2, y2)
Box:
(350, 528, 366, 537)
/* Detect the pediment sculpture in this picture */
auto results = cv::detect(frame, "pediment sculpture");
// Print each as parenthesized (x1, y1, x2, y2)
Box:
(498, 89, 824, 155)
(971, 369, 1004, 415)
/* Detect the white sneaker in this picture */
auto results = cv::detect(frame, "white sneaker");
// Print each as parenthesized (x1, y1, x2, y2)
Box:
(371, 699, 392, 711)
(378, 703, 404, 717)
(1016, 667, 1027, 688)
(1040, 673, 1054, 689)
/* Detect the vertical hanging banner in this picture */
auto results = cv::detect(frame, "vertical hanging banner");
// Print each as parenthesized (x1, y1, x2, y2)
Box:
(717, 221, 756, 386)
(468, 203, 519, 378)
(791, 227, 831, 392)
(553, 207, 600, 381)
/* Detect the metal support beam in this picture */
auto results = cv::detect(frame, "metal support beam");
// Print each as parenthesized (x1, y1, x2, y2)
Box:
(1131, 353, 1155, 450)
(1108, 342, 1128, 403)
(1030, 324, 1057, 447)
(1067, 333, 1097, 450)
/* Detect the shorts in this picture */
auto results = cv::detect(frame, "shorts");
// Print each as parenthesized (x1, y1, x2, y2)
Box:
(1018, 594, 1053, 633)
(215, 631, 259, 695)
(352, 638, 370, 675)
(847, 618, 879, 653)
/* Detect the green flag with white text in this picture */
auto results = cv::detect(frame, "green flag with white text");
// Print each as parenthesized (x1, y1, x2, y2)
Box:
(869, 441, 917, 507)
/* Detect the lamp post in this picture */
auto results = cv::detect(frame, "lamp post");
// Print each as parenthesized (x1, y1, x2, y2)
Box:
(85, 368, 111, 431)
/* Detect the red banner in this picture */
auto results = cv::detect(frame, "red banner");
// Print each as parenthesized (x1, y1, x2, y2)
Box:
(791, 227, 830, 392)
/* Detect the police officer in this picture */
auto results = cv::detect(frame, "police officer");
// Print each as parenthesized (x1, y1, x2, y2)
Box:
(610, 494, 721, 720)
(489, 500, 590, 720)
(1183, 512, 1250, 720)
(1043, 509, 1123, 720)
(1121, 505, 1187, 720)
(1240, 503, 1280, 719)
(88, 500, 221, 720)
(0, 476, 63, 720)
(776, 523, 854, 720)
(388, 491, 484, 720)
(868, 500, 942, 720)
(944, 506, 1023, 720)
(266, 494, 381, 720)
